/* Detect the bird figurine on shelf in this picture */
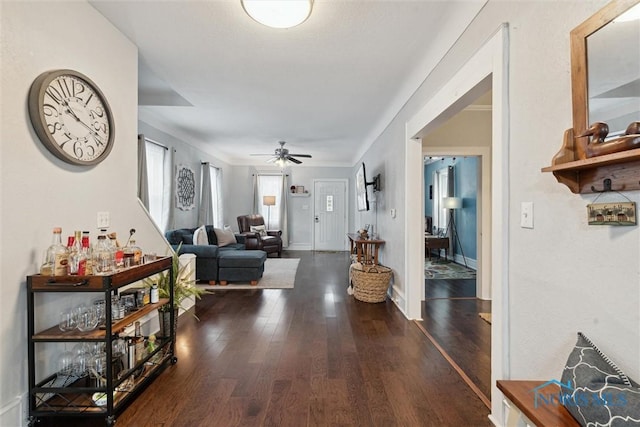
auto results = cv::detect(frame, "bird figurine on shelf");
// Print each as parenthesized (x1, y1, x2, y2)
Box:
(579, 121, 640, 158)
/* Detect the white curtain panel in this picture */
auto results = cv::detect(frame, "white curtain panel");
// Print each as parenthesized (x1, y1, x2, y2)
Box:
(137, 134, 149, 210)
(163, 148, 175, 231)
(198, 163, 213, 226)
(254, 174, 288, 246)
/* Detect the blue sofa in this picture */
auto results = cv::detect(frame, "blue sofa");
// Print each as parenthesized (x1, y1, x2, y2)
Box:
(164, 226, 266, 285)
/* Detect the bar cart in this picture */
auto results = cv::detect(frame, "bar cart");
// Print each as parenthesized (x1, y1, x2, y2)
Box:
(26, 256, 175, 426)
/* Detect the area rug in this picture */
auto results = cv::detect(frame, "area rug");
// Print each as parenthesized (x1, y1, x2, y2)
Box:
(425, 259, 476, 279)
(479, 312, 492, 324)
(198, 258, 300, 290)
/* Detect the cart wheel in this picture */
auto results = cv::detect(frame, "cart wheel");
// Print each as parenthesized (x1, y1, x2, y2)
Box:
(106, 415, 116, 426)
(171, 356, 178, 364)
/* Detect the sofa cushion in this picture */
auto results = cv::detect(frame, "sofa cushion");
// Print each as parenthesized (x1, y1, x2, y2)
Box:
(215, 226, 237, 247)
(165, 228, 196, 245)
(193, 225, 208, 245)
(561, 332, 640, 426)
(218, 250, 267, 268)
(205, 225, 218, 245)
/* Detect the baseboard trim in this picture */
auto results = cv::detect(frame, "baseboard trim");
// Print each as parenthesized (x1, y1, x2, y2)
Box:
(286, 243, 312, 251)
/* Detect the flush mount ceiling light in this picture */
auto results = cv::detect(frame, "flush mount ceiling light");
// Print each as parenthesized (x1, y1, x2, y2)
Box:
(241, 0, 313, 29)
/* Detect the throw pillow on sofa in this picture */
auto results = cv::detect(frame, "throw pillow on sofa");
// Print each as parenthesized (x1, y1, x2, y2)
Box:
(214, 227, 237, 247)
(561, 332, 640, 426)
(193, 225, 208, 245)
(250, 225, 267, 237)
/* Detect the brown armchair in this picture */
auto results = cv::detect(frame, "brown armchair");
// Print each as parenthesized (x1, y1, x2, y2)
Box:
(237, 214, 283, 257)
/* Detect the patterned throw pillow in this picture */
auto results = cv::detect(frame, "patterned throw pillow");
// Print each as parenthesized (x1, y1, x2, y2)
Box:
(250, 225, 267, 237)
(192, 225, 208, 245)
(561, 332, 640, 426)
(214, 227, 237, 247)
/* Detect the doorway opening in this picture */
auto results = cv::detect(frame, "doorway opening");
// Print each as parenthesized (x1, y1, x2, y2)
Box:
(404, 25, 509, 425)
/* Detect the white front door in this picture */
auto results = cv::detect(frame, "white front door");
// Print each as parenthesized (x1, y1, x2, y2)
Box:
(313, 180, 347, 251)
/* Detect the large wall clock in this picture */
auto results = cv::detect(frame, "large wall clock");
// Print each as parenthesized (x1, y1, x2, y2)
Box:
(28, 69, 115, 166)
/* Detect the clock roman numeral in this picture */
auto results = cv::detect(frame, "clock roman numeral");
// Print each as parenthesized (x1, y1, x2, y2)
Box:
(45, 87, 63, 105)
(57, 78, 73, 99)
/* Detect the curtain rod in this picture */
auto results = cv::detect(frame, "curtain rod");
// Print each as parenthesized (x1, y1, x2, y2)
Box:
(252, 173, 289, 177)
(144, 137, 168, 150)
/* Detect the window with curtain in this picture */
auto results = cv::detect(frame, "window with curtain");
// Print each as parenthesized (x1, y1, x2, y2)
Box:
(256, 174, 283, 228)
(432, 167, 449, 235)
(198, 163, 223, 227)
(145, 141, 169, 230)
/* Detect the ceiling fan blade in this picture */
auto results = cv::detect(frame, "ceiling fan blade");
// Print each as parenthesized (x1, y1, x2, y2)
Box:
(265, 157, 278, 163)
(288, 154, 312, 158)
(250, 153, 274, 156)
(287, 156, 302, 164)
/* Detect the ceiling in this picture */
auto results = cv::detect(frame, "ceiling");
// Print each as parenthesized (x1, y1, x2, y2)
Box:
(90, 0, 487, 167)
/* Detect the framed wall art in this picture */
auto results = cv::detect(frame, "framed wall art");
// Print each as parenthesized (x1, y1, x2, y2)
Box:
(175, 164, 196, 211)
(587, 201, 636, 226)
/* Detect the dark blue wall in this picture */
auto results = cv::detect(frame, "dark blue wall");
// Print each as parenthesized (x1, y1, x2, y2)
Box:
(424, 157, 478, 260)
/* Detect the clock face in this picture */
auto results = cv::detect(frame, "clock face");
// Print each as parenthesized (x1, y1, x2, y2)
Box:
(28, 69, 115, 166)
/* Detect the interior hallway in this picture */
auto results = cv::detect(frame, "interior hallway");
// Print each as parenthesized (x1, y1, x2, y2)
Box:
(41, 251, 490, 426)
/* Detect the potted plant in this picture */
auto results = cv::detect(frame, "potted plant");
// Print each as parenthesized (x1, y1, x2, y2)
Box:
(145, 244, 208, 337)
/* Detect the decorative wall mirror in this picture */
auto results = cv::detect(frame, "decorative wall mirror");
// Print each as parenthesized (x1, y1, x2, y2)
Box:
(571, 0, 640, 158)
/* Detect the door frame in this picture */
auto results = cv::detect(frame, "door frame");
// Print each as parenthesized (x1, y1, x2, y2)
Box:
(404, 25, 509, 426)
(312, 178, 349, 251)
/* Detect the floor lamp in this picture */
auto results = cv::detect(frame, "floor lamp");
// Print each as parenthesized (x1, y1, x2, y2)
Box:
(263, 195, 276, 229)
(442, 196, 467, 267)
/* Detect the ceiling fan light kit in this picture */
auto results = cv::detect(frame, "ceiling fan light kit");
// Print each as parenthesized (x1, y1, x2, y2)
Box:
(251, 141, 312, 166)
(241, 0, 313, 29)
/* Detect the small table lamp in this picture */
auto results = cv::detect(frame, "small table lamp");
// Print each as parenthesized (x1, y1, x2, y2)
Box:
(263, 195, 276, 229)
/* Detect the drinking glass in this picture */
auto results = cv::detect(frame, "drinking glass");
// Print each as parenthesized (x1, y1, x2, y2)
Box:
(76, 305, 99, 332)
(58, 309, 77, 332)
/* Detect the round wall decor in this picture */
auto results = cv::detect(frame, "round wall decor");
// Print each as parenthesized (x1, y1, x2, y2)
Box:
(28, 69, 115, 166)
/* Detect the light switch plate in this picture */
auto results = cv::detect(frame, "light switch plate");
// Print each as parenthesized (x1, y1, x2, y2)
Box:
(520, 202, 533, 229)
(97, 211, 110, 228)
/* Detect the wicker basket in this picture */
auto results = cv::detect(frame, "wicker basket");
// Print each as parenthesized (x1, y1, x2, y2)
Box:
(351, 263, 393, 303)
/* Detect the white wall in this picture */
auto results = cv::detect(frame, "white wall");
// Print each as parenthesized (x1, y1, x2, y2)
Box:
(0, 2, 167, 424)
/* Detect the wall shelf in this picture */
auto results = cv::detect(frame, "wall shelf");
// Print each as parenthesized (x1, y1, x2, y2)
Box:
(541, 128, 640, 194)
(289, 193, 310, 197)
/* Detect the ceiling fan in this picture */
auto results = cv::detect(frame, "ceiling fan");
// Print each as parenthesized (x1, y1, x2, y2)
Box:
(251, 141, 312, 165)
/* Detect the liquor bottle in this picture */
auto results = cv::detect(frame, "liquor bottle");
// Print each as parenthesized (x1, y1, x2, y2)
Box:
(82, 231, 93, 274)
(68, 230, 87, 275)
(40, 227, 69, 276)
(129, 240, 142, 266)
(108, 232, 124, 269)
(93, 230, 114, 275)
(133, 321, 146, 362)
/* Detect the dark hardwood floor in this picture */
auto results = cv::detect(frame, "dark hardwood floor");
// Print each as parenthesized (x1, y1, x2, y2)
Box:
(418, 277, 492, 402)
(39, 251, 490, 427)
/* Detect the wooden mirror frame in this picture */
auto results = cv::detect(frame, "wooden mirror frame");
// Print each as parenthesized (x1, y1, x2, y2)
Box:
(570, 0, 639, 159)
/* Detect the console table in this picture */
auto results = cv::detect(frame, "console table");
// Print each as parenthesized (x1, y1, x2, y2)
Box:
(347, 233, 385, 265)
